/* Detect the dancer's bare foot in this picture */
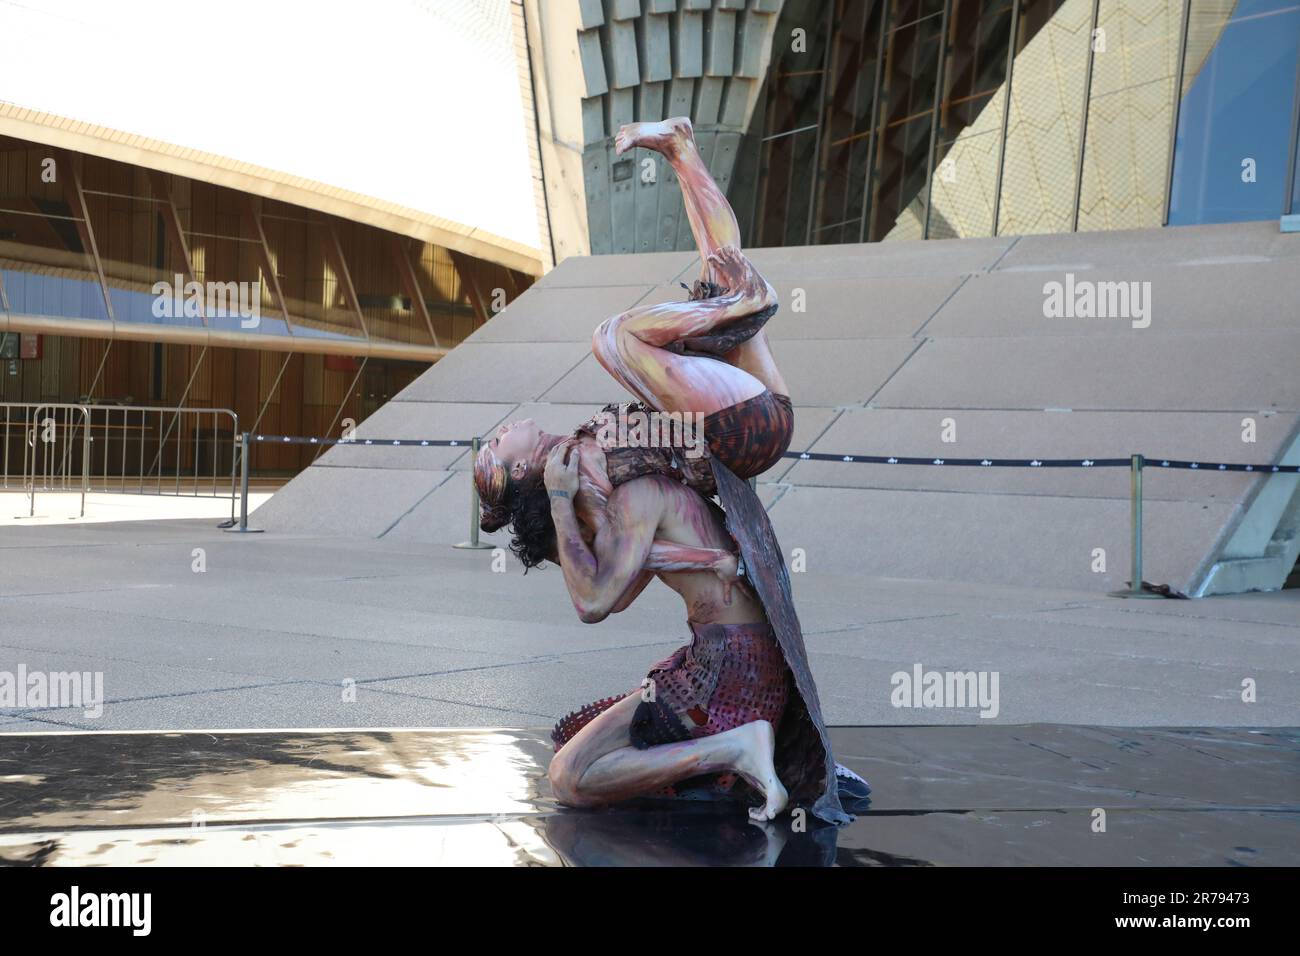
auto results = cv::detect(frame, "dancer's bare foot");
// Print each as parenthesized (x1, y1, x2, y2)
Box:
(706, 245, 774, 310)
(615, 116, 695, 157)
(730, 720, 788, 821)
(706, 246, 756, 297)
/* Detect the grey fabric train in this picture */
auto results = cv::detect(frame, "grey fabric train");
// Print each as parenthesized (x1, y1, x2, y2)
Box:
(706, 455, 850, 825)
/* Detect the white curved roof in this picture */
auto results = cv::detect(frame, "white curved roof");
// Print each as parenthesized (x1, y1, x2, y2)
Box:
(0, 0, 540, 269)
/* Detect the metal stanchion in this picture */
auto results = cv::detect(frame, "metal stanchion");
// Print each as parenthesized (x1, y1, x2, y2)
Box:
(80, 411, 89, 519)
(223, 432, 263, 534)
(26, 412, 38, 518)
(454, 436, 494, 550)
(1109, 453, 1160, 599)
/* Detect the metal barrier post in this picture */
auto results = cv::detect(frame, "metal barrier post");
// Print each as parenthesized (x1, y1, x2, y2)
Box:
(27, 409, 38, 518)
(240, 431, 250, 530)
(454, 436, 494, 550)
(223, 431, 263, 534)
(1110, 453, 1160, 599)
(80, 408, 89, 518)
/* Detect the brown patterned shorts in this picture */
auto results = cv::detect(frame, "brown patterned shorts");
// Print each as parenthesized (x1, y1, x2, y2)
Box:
(704, 390, 793, 480)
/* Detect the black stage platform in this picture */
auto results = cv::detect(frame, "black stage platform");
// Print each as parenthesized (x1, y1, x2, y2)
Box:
(1, 725, 1296, 866)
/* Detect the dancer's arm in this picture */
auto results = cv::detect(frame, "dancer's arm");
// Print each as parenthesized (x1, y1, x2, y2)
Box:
(646, 541, 743, 605)
(593, 543, 741, 613)
(607, 569, 654, 615)
(554, 502, 745, 615)
(545, 441, 660, 624)
(647, 541, 735, 573)
(574, 446, 737, 597)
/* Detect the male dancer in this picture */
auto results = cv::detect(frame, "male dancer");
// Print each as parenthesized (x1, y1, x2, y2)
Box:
(475, 118, 857, 824)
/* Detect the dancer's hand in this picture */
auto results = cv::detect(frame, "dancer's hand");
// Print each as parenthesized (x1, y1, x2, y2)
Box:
(715, 551, 743, 605)
(544, 439, 581, 497)
(582, 439, 612, 493)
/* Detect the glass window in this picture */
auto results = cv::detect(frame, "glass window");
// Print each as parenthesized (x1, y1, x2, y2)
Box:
(178, 181, 292, 337)
(995, 0, 1093, 236)
(80, 159, 194, 329)
(869, 0, 947, 241)
(1167, 0, 1300, 225)
(409, 240, 474, 346)
(1292, 110, 1300, 214)
(924, 0, 1015, 239)
(258, 211, 366, 343)
(746, 0, 836, 246)
(810, 0, 887, 244)
(0, 137, 110, 324)
(335, 220, 435, 349)
(1076, 0, 1186, 232)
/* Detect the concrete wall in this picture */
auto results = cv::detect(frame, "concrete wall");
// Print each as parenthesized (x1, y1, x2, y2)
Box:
(255, 220, 1300, 596)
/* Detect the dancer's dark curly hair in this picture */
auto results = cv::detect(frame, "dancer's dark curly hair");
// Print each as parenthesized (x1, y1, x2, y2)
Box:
(475, 438, 556, 570)
(498, 471, 556, 570)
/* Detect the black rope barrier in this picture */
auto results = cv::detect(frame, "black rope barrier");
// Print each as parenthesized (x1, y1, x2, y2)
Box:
(249, 434, 1300, 472)
(237, 432, 1299, 595)
(254, 435, 469, 447)
(1143, 458, 1300, 473)
(783, 452, 1132, 468)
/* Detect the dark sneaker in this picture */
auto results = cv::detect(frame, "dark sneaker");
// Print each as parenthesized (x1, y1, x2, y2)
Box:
(834, 763, 872, 811)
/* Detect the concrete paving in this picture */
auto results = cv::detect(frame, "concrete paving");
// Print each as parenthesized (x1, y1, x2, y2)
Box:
(0, 491, 274, 526)
(1, 517, 1295, 733)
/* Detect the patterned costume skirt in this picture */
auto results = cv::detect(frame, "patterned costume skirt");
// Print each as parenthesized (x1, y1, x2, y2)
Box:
(631, 620, 790, 746)
(552, 620, 790, 754)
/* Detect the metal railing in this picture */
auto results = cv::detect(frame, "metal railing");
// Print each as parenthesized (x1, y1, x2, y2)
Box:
(1, 402, 240, 521)
(1, 403, 91, 517)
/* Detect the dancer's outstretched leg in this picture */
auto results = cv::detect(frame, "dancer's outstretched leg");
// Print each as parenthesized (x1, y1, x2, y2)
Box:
(614, 116, 789, 398)
(616, 116, 740, 285)
(592, 248, 771, 416)
(549, 693, 789, 821)
(593, 245, 790, 416)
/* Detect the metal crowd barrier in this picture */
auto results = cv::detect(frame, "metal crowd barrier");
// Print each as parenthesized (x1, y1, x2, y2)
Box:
(2, 402, 240, 521)
(1, 403, 91, 517)
(240, 432, 1300, 600)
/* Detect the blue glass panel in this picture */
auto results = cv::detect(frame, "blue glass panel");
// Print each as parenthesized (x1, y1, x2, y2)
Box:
(1, 267, 109, 322)
(1168, 0, 1300, 224)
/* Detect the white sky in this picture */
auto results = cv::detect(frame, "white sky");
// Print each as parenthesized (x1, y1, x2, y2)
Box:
(0, 0, 539, 248)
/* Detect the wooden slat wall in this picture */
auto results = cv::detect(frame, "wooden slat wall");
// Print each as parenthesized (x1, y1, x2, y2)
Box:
(2, 143, 534, 477)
